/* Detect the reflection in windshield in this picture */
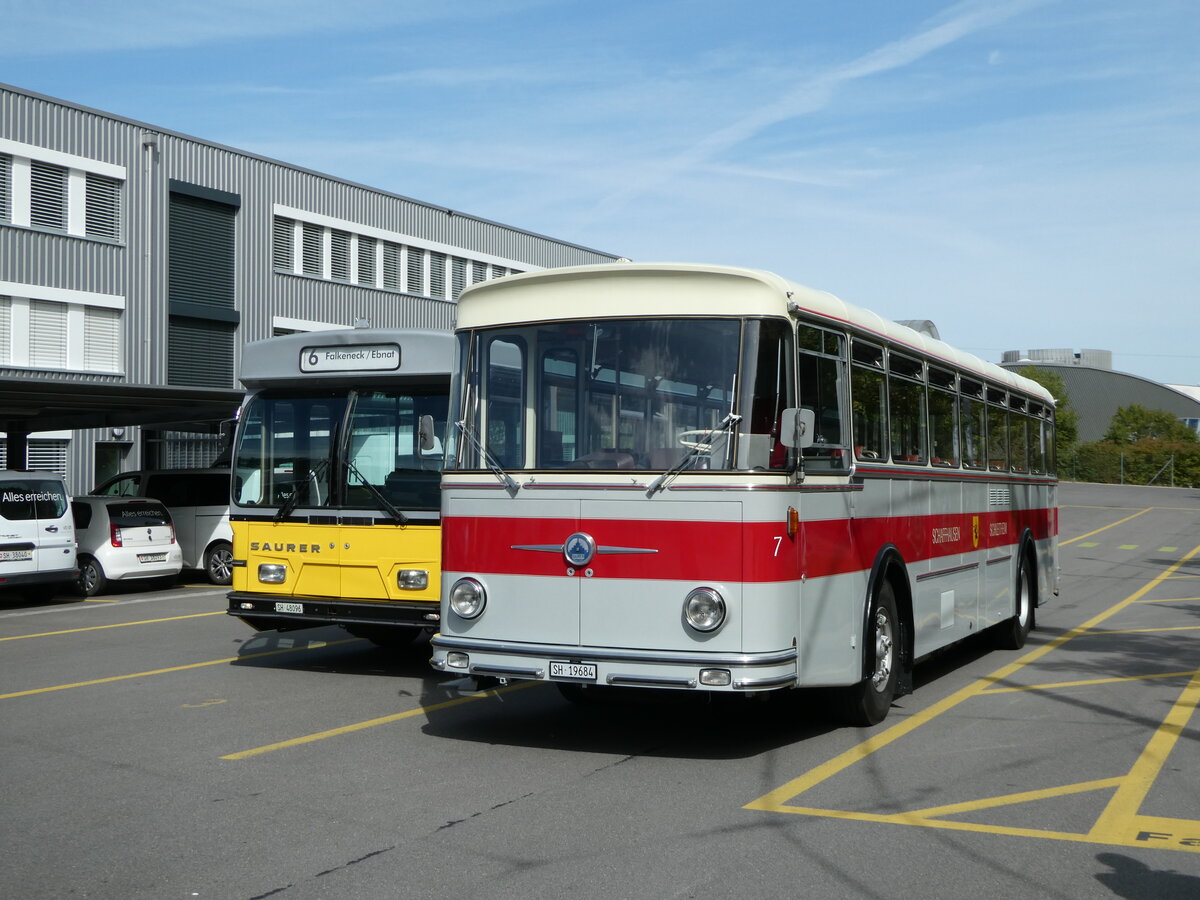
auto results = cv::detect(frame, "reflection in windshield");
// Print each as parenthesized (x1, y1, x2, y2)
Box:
(449, 318, 795, 473)
(233, 388, 448, 511)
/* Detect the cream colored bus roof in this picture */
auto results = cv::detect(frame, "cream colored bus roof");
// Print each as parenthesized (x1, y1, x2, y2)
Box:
(456, 262, 1053, 406)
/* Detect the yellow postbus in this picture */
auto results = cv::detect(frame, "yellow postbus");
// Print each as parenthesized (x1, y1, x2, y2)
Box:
(227, 326, 451, 646)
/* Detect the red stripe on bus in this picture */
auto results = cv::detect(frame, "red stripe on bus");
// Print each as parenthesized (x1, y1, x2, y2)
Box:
(442, 509, 1055, 583)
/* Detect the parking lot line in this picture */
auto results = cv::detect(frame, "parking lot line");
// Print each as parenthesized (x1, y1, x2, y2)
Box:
(744, 541, 1200, 855)
(0, 611, 224, 642)
(1059, 508, 1150, 546)
(221, 681, 541, 760)
(0, 638, 359, 700)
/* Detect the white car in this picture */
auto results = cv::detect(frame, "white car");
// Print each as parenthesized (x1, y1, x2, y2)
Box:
(71, 496, 183, 596)
(92, 468, 233, 585)
(0, 470, 77, 601)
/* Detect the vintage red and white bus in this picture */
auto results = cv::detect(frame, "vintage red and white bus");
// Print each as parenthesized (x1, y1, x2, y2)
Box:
(429, 263, 1058, 724)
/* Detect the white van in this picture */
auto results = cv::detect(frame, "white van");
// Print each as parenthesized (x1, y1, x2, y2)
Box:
(0, 470, 77, 600)
(92, 468, 233, 585)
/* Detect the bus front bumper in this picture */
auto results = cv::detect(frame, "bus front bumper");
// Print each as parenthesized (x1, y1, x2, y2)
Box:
(227, 592, 440, 632)
(429, 634, 798, 692)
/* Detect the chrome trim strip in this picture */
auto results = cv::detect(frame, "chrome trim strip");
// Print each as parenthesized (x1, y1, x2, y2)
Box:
(470, 664, 545, 679)
(432, 635, 797, 668)
(511, 544, 659, 555)
(733, 673, 798, 690)
(986, 554, 1014, 566)
(511, 544, 563, 552)
(607, 674, 697, 688)
(915, 561, 981, 582)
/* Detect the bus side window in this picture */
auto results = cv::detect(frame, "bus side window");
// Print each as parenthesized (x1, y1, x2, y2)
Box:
(795, 324, 847, 471)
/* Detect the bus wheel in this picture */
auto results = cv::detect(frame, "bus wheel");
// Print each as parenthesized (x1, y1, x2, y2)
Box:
(204, 541, 233, 586)
(994, 553, 1035, 650)
(838, 580, 899, 727)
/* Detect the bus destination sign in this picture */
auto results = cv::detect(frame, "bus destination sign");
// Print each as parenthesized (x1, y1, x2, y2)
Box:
(299, 343, 402, 373)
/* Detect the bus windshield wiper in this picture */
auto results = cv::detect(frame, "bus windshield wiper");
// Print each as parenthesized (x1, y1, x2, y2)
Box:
(646, 412, 741, 498)
(344, 458, 408, 524)
(456, 420, 519, 496)
(274, 458, 329, 521)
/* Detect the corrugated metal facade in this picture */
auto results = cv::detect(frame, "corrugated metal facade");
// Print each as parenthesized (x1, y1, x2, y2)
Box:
(1, 83, 621, 490)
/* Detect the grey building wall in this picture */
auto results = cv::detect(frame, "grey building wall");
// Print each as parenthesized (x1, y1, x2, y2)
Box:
(1, 83, 621, 492)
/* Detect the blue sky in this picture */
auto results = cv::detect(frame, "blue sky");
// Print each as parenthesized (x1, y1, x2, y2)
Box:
(5, 0, 1199, 386)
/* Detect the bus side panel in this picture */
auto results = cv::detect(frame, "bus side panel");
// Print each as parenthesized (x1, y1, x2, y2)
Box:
(793, 571, 864, 686)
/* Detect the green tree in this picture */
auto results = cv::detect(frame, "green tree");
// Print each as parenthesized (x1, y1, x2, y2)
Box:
(1018, 366, 1079, 458)
(1104, 404, 1199, 444)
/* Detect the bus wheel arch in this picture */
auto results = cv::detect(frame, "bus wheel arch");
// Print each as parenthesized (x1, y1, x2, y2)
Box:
(837, 547, 912, 726)
(994, 532, 1037, 650)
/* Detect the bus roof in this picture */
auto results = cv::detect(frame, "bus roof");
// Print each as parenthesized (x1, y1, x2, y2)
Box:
(456, 262, 1054, 406)
(238, 327, 454, 390)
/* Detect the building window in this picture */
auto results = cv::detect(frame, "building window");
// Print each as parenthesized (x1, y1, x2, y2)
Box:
(381, 241, 402, 289)
(30, 300, 68, 368)
(452, 256, 467, 300)
(0, 153, 10, 223)
(272, 216, 294, 271)
(84, 306, 121, 371)
(407, 248, 426, 295)
(301, 222, 322, 275)
(357, 236, 376, 286)
(85, 173, 121, 240)
(0, 296, 10, 364)
(29, 160, 68, 232)
(429, 251, 446, 299)
(330, 229, 351, 282)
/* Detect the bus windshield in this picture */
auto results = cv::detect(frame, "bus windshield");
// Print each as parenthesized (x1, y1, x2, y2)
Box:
(449, 317, 795, 472)
(234, 388, 448, 511)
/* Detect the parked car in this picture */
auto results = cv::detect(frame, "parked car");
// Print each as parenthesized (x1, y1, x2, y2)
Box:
(92, 468, 233, 585)
(71, 496, 183, 596)
(0, 470, 78, 601)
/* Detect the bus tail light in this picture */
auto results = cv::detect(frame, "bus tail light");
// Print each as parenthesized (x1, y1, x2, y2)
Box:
(449, 577, 486, 618)
(683, 587, 726, 633)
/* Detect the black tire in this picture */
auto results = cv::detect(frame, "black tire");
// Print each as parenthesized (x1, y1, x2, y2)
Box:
(204, 540, 234, 586)
(837, 579, 899, 727)
(77, 556, 107, 597)
(994, 552, 1035, 650)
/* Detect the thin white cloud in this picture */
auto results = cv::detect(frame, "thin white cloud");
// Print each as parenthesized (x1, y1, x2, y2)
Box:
(588, 0, 1052, 220)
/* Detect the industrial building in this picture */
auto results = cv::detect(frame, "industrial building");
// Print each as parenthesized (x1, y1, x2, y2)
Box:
(1, 83, 620, 493)
(1001, 349, 1200, 442)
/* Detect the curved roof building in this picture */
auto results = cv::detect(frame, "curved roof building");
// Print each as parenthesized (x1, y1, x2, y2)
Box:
(1001, 349, 1200, 442)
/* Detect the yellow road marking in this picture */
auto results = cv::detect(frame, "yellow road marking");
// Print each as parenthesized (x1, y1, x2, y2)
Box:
(979, 669, 1200, 695)
(0, 639, 358, 699)
(1060, 508, 1150, 546)
(222, 681, 541, 760)
(0, 610, 224, 641)
(745, 541, 1200, 854)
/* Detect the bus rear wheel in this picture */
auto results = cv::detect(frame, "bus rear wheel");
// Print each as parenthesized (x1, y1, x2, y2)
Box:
(994, 552, 1035, 650)
(837, 580, 899, 727)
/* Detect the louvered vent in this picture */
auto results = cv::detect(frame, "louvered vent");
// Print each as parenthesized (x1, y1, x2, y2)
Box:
(84, 306, 121, 372)
(302, 222, 322, 275)
(0, 154, 10, 222)
(29, 301, 67, 368)
(407, 248, 426, 295)
(382, 242, 401, 289)
(451, 256, 467, 300)
(30, 160, 67, 231)
(0, 297, 10, 365)
(330, 230, 351, 281)
(272, 217, 294, 271)
(358, 237, 376, 285)
(429, 251, 446, 299)
(85, 173, 121, 239)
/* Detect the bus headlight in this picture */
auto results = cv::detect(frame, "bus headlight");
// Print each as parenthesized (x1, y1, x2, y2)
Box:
(397, 569, 429, 590)
(449, 577, 486, 618)
(683, 587, 725, 632)
(258, 564, 286, 584)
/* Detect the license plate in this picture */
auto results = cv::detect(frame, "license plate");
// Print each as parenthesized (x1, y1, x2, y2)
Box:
(138, 553, 168, 563)
(0, 549, 33, 561)
(550, 660, 597, 682)
(274, 602, 304, 614)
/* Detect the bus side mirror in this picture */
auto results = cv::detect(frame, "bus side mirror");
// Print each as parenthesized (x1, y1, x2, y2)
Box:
(779, 408, 816, 450)
(418, 414, 437, 452)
